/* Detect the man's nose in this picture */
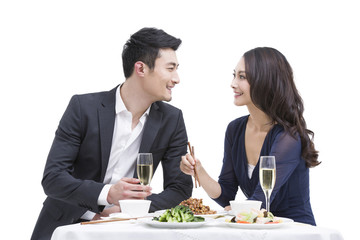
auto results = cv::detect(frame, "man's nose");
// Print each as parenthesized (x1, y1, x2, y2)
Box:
(172, 72, 180, 84)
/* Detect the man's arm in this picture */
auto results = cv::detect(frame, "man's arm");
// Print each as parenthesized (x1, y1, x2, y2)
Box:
(147, 110, 193, 211)
(41, 95, 105, 213)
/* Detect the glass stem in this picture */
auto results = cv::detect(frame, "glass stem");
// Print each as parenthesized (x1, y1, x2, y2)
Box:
(265, 190, 271, 212)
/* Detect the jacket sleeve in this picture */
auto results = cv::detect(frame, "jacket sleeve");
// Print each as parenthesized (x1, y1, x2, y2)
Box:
(41, 95, 105, 213)
(147, 110, 193, 211)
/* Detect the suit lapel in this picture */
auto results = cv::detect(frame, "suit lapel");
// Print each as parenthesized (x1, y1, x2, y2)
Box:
(134, 102, 162, 178)
(98, 86, 117, 182)
(139, 102, 163, 153)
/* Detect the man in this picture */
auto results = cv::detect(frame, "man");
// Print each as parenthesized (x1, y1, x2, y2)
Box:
(31, 27, 192, 240)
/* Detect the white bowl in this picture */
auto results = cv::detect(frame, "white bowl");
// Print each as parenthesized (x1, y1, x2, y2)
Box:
(119, 199, 151, 217)
(229, 200, 262, 215)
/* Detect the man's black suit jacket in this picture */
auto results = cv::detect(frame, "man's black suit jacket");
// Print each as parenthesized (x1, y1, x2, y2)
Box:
(31, 86, 193, 240)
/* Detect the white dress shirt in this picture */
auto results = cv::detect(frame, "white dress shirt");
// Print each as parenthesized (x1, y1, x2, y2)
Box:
(81, 85, 150, 220)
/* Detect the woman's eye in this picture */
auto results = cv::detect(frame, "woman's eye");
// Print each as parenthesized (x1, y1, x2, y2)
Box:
(239, 75, 246, 79)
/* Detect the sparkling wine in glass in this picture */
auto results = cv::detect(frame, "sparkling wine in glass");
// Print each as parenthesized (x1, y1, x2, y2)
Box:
(259, 156, 276, 212)
(136, 153, 153, 186)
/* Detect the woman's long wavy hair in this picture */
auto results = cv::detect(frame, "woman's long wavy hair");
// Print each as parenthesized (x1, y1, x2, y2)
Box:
(243, 47, 320, 168)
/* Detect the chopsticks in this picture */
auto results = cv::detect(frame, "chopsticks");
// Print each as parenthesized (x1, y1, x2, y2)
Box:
(188, 142, 201, 188)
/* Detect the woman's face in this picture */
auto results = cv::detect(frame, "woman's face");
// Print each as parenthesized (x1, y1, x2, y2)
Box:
(231, 57, 252, 106)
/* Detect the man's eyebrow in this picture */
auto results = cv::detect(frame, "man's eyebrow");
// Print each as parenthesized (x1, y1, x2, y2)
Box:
(167, 62, 179, 68)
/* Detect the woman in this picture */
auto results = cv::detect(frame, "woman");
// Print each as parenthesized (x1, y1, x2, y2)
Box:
(180, 47, 320, 225)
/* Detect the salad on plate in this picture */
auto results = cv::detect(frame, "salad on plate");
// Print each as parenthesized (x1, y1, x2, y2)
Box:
(153, 205, 205, 223)
(228, 209, 282, 224)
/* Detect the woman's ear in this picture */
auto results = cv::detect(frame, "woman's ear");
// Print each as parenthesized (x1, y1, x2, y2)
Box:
(134, 61, 145, 77)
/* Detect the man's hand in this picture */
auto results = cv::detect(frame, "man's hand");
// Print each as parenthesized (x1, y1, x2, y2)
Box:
(107, 177, 152, 205)
(101, 205, 121, 217)
(92, 205, 121, 220)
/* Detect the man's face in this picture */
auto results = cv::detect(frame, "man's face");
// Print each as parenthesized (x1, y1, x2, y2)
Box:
(143, 48, 180, 102)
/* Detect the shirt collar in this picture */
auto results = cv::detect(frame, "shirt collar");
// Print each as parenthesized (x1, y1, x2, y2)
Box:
(115, 84, 151, 118)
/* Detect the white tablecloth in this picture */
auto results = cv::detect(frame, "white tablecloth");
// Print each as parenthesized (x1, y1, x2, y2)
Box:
(51, 219, 343, 240)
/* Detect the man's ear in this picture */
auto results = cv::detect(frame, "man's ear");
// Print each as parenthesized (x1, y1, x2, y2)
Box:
(134, 61, 146, 77)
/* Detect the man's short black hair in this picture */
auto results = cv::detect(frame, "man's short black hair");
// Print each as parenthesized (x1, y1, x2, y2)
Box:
(122, 27, 182, 78)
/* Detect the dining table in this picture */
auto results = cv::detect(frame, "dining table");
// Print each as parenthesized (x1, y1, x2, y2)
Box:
(51, 215, 344, 240)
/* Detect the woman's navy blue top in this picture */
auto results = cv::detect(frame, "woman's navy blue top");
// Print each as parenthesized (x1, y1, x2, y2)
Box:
(213, 115, 316, 225)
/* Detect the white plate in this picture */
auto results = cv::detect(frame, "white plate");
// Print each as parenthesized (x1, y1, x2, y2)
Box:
(139, 218, 208, 228)
(195, 210, 229, 218)
(219, 217, 294, 229)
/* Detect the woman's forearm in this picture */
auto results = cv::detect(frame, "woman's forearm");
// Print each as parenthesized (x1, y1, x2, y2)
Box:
(197, 166, 222, 199)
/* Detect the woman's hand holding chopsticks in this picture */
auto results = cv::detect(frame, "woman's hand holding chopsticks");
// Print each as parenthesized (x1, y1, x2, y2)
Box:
(180, 145, 222, 198)
(180, 151, 202, 188)
(180, 153, 201, 185)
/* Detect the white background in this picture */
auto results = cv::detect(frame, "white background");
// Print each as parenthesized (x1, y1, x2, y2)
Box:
(1, 0, 358, 239)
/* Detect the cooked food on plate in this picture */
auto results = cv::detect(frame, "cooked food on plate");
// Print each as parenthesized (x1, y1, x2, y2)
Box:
(179, 197, 217, 215)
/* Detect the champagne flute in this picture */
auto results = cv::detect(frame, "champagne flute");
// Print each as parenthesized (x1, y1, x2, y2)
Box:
(136, 153, 153, 186)
(259, 156, 276, 213)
